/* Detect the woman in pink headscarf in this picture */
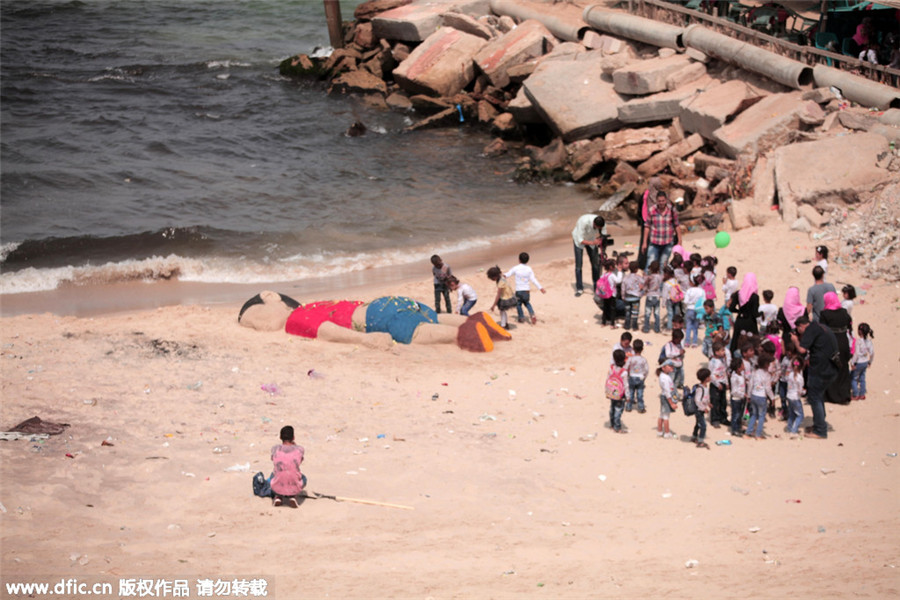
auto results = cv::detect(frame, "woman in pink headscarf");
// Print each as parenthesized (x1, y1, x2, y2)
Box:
(820, 291, 852, 404)
(728, 272, 759, 353)
(776, 286, 808, 348)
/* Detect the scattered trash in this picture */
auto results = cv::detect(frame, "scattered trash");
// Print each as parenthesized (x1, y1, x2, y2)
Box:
(579, 433, 597, 442)
(598, 474, 607, 482)
(307, 369, 324, 379)
(479, 414, 497, 422)
(715, 439, 732, 446)
(888, 453, 898, 458)
(502, 570, 516, 576)
(661, 492, 673, 499)
(187, 381, 203, 390)
(817, 525, 826, 533)
(376, 434, 386, 439)
(101, 440, 114, 447)
(260, 383, 280, 396)
(820, 468, 836, 475)
(731, 486, 750, 495)
(223, 463, 249, 472)
(65, 453, 75, 459)
(431, 393, 439, 401)
(212, 446, 230, 454)
(685, 559, 699, 569)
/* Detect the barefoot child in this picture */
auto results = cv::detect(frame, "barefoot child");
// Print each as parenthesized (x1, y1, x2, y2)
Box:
(657, 360, 678, 439)
(271, 425, 306, 508)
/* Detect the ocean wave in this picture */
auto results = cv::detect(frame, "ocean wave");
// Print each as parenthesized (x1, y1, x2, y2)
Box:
(0, 218, 556, 294)
(206, 60, 252, 69)
(0, 242, 21, 263)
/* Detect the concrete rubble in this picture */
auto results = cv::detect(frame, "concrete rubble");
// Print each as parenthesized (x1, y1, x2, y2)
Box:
(282, 0, 900, 242)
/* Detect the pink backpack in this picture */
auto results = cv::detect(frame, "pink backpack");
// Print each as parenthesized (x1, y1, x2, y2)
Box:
(595, 274, 614, 300)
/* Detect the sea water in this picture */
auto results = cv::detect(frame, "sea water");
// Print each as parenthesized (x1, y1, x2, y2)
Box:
(0, 0, 597, 314)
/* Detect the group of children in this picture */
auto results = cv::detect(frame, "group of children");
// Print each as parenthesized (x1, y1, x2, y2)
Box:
(431, 253, 546, 328)
(604, 244, 876, 447)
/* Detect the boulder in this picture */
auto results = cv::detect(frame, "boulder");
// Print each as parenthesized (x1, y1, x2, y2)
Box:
(712, 92, 810, 159)
(679, 80, 763, 141)
(617, 76, 711, 124)
(327, 69, 387, 97)
(354, 22, 378, 49)
(523, 59, 626, 142)
(665, 62, 706, 91)
(483, 137, 508, 157)
(386, 91, 413, 111)
(604, 126, 670, 162)
(392, 27, 487, 97)
(611, 55, 693, 96)
(567, 138, 606, 181)
(774, 133, 891, 221)
(636, 133, 704, 177)
(372, 0, 490, 42)
(473, 19, 555, 89)
(491, 112, 518, 135)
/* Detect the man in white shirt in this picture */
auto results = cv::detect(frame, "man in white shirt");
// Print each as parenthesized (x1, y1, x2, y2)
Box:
(571, 214, 606, 297)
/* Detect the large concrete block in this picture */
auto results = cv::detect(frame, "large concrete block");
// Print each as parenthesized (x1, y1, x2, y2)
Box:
(372, 0, 491, 42)
(604, 126, 670, 162)
(611, 55, 693, 96)
(617, 76, 711, 124)
(679, 80, 762, 141)
(712, 92, 811, 159)
(774, 133, 891, 216)
(393, 27, 487, 97)
(522, 60, 626, 142)
(473, 19, 554, 89)
(508, 86, 542, 124)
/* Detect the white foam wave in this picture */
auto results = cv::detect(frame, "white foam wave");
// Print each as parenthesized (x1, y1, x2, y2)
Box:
(206, 60, 251, 69)
(0, 242, 21, 263)
(0, 219, 556, 294)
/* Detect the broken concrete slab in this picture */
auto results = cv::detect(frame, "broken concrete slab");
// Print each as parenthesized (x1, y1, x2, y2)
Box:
(442, 11, 495, 40)
(611, 55, 693, 96)
(617, 76, 711, 124)
(327, 69, 388, 97)
(567, 138, 606, 181)
(679, 80, 763, 141)
(665, 62, 706, 91)
(473, 19, 555, 89)
(636, 132, 704, 177)
(354, 0, 414, 21)
(774, 132, 891, 222)
(712, 92, 812, 159)
(604, 126, 670, 162)
(392, 26, 487, 97)
(372, 0, 491, 42)
(522, 59, 626, 142)
(508, 86, 543, 124)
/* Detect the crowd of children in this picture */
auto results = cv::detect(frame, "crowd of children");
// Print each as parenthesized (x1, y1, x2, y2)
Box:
(596, 244, 876, 447)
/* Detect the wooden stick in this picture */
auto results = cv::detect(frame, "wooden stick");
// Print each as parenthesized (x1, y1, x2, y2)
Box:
(302, 491, 414, 510)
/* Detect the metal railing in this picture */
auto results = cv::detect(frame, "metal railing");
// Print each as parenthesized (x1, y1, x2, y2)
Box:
(633, 0, 900, 88)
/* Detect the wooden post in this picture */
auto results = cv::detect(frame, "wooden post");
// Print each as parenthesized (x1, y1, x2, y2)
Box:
(324, 0, 343, 49)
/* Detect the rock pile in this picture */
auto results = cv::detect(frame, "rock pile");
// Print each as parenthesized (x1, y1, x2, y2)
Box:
(280, 0, 899, 243)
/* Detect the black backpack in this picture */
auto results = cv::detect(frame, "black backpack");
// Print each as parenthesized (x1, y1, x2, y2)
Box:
(682, 385, 699, 417)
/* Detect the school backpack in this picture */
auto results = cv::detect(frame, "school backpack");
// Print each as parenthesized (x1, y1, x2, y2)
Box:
(702, 275, 716, 300)
(681, 385, 699, 416)
(605, 367, 627, 400)
(718, 305, 732, 331)
(668, 280, 684, 303)
(596, 273, 614, 300)
(252, 471, 273, 498)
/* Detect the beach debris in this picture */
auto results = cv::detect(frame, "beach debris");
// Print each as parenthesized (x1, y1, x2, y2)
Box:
(101, 439, 114, 447)
(786, 499, 802, 503)
(598, 474, 607, 482)
(212, 446, 230, 454)
(715, 439, 732, 446)
(187, 381, 202, 390)
(817, 526, 826, 533)
(5, 416, 69, 436)
(579, 433, 597, 442)
(479, 414, 497, 422)
(65, 453, 75, 459)
(685, 559, 699, 569)
(260, 383, 280, 396)
(749, 526, 761, 533)
(820, 468, 836, 475)
(887, 453, 897, 458)
(502, 570, 516, 576)
(223, 463, 249, 472)
(302, 490, 414, 510)
(182, 472, 195, 477)
(307, 369, 325, 379)
(661, 491, 673, 499)
(432, 393, 439, 401)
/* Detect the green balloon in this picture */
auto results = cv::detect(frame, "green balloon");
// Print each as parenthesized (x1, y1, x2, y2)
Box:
(714, 231, 731, 249)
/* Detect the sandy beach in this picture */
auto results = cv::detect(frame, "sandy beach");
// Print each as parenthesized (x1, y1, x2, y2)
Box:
(1, 221, 899, 599)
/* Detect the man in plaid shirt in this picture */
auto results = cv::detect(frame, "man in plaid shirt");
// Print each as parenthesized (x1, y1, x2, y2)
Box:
(640, 190, 682, 270)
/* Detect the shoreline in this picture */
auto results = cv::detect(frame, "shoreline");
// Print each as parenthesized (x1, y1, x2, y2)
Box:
(0, 216, 644, 318)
